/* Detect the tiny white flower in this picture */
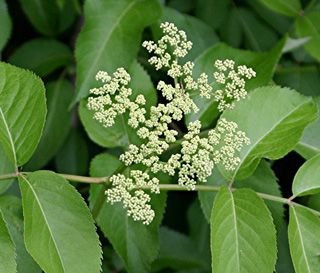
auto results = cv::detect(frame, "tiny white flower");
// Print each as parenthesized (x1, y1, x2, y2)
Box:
(87, 22, 254, 225)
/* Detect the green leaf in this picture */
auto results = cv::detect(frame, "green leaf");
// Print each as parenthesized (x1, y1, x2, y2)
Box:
(308, 193, 320, 211)
(199, 160, 294, 272)
(291, 47, 315, 64)
(168, 0, 194, 13)
(151, 227, 207, 272)
(295, 11, 320, 62)
(246, 0, 291, 35)
(198, 168, 227, 222)
(0, 62, 46, 168)
(0, 210, 16, 273)
(186, 39, 285, 127)
(153, 7, 219, 61)
(235, 8, 278, 51)
(56, 0, 65, 9)
(199, 160, 282, 222)
(235, 162, 294, 272)
(55, 130, 89, 175)
(18, 0, 76, 36)
(288, 205, 320, 273)
(19, 171, 102, 273)
(210, 187, 277, 273)
(0, 144, 15, 194)
(275, 66, 320, 97)
(295, 97, 320, 159)
(0, 196, 41, 273)
(26, 80, 73, 170)
(276, 224, 295, 273)
(186, 200, 210, 270)
(292, 153, 320, 196)
(79, 61, 156, 148)
(0, 0, 12, 52)
(235, 161, 283, 226)
(220, 86, 317, 180)
(218, 7, 243, 48)
(258, 0, 301, 16)
(194, 0, 229, 30)
(90, 153, 166, 273)
(9, 39, 73, 77)
(74, 0, 161, 104)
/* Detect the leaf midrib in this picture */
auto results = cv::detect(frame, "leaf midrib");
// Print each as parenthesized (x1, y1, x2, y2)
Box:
(230, 190, 240, 273)
(292, 206, 312, 273)
(20, 174, 66, 273)
(0, 106, 18, 170)
(232, 99, 311, 180)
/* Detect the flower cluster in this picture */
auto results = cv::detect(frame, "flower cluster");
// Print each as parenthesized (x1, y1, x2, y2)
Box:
(106, 171, 159, 225)
(213, 59, 256, 111)
(174, 118, 249, 190)
(87, 22, 254, 224)
(87, 68, 146, 128)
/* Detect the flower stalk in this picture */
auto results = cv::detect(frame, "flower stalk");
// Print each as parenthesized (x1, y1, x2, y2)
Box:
(2, 171, 319, 218)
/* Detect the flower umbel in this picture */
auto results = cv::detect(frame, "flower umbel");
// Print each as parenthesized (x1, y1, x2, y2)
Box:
(213, 59, 256, 111)
(87, 22, 254, 224)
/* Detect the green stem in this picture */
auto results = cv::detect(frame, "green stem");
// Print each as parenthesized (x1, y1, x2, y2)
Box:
(2, 171, 320, 218)
(53, 173, 108, 184)
(141, 184, 320, 217)
(0, 173, 19, 180)
(20, 172, 109, 184)
(90, 164, 127, 219)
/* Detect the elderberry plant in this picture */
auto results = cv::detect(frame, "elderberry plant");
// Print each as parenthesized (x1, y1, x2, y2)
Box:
(87, 22, 254, 224)
(2, 1, 320, 273)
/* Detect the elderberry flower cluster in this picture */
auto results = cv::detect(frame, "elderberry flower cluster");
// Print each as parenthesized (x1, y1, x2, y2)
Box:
(213, 59, 256, 111)
(106, 171, 159, 224)
(87, 68, 146, 128)
(87, 22, 254, 225)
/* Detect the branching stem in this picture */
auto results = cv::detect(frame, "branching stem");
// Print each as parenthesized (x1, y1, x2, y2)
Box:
(2, 171, 320, 218)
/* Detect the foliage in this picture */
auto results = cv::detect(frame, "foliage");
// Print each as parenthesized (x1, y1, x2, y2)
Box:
(0, 1, 320, 273)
